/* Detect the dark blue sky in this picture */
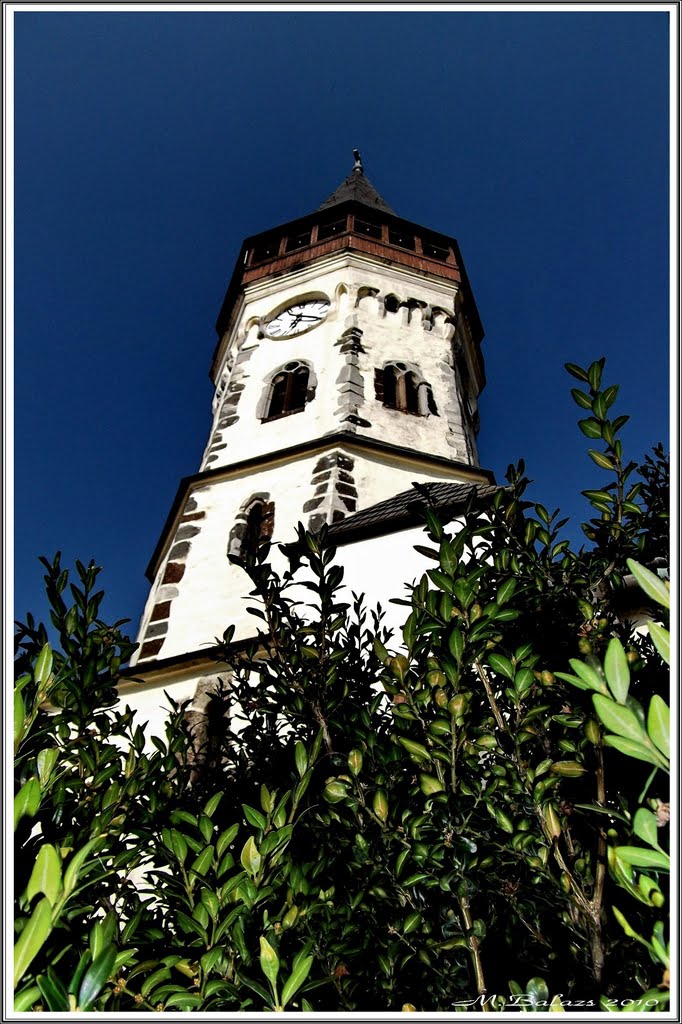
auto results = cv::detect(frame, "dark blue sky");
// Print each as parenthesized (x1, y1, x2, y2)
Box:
(13, 10, 670, 638)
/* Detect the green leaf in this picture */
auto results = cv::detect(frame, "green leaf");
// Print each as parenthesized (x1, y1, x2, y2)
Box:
(419, 774, 445, 795)
(170, 829, 188, 867)
(526, 976, 550, 1009)
(398, 737, 432, 762)
(647, 695, 669, 757)
(647, 622, 670, 665)
(201, 947, 224, 975)
(603, 638, 630, 704)
(26, 845, 63, 907)
(550, 761, 587, 777)
(260, 825, 293, 857)
(582, 489, 615, 504)
(242, 804, 267, 830)
(373, 636, 390, 663)
(34, 644, 53, 687)
(139, 966, 171, 998)
(62, 837, 104, 898)
(633, 808, 660, 849)
(570, 387, 593, 409)
(199, 814, 214, 843)
(280, 953, 314, 1008)
(565, 362, 589, 382)
(216, 824, 239, 861)
(588, 449, 615, 471)
(592, 694, 646, 742)
(514, 668, 534, 695)
(611, 906, 646, 945)
(428, 569, 454, 594)
(204, 791, 223, 818)
(14, 897, 52, 988)
(37, 970, 67, 1011)
(77, 945, 117, 1011)
(294, 741, 308, 778)
(14, 985, 41, 1012)
(554, 671, 591, 692)
(615, 846, 670, 871)
(169, 809, 197, 828)
(259, 935, 280, 990)
(161, 992, 205, 1010)
(425, 508, 443, 540)
(190, 845, 214, 877)
(495, 808, 514, 833)
(402, 871, 431, 886)
(592, 393, 607, 420)
(14, 690, 25, 752)
(587, 358, 605, 390)
(604, 735, 666, 768)
(567, 658, 608, 694)
(240, 836, 262, 878)
(239, 972, 272, 1005)
(403, 910, 423, 934)
(496, 578, 517, 606)
(14, 778, 41, 829)
(578, 418, 603, 439)
(448, 628, 464, 662)
(487, 653, 514, 681)
(626, 559, 669, 610)
(36, 748, 59, 787)
(201, 889, 220, 920)
(90, 913, 117, 960)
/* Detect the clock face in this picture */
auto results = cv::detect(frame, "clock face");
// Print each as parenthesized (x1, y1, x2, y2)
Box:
(266, 299, 330, 338)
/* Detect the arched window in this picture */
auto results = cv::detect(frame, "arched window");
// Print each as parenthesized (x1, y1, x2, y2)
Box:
(374, 363, 438, 417)
(263, 361, 311, 421)
(228, 495, 275, 563)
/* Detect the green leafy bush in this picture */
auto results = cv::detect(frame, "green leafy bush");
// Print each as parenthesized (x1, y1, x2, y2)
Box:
(14, 361, 669, 1011)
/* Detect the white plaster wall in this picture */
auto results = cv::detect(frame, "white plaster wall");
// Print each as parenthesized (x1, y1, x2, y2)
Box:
(132, 447, 478, 664)
(203, 252, 474, 472)
(334, 524, 443, 643)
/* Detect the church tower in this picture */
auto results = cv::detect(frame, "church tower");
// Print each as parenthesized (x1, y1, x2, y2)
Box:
(121, 154, 494, 725)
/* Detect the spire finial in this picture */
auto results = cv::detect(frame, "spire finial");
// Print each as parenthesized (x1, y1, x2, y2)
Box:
(353, 148, 363, 173)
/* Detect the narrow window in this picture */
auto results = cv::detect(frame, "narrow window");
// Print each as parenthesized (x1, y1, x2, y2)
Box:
(228, 495, 275, 562)
(377, 363, 436, 417)
(264, 362, 310, 421)
(240, 500, 275, 562)
(402, 371, 420, 414)
(383, 364, 398, 407)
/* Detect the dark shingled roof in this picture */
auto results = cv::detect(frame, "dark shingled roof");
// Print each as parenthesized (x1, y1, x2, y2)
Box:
(328, 480, 501, 546)
(318, 166, 395, 215)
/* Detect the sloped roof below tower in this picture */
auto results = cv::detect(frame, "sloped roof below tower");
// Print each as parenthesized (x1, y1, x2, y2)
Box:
(328, 480, 501, 546)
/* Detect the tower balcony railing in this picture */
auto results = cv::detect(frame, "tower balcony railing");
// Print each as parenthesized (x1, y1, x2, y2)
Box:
(242, 210, 462, 287)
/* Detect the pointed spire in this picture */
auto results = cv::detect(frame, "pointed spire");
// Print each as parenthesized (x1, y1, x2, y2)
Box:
(318, 150, 395, 215)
